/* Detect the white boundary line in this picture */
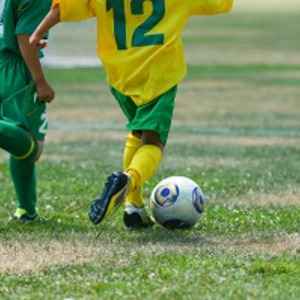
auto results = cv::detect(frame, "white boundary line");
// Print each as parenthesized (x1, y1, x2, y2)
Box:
(42, 55, 102, 68)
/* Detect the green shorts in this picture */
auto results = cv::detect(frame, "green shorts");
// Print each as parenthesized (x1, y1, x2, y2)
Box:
(1, 83, 48, 141)
(0, 54, 48, 141)
(111, 86, 177, 145)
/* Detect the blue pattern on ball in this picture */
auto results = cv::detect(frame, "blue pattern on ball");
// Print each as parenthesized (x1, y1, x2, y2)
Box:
(154, 183, 179, 207)
(192, 187, 205, 213)
(161, 188, 170, 197)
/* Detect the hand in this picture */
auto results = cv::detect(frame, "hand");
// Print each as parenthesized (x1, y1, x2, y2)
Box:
(35, 80, 55, 103)
(29, 6, 60, 49)
(29, 33, 48, 50)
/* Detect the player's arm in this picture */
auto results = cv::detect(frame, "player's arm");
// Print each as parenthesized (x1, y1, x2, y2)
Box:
(30, 5, 60, 50)
(189, 0, 234, 15)
(18, 35, 55, 103)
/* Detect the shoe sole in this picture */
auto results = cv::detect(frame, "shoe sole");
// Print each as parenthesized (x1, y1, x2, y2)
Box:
(100, 184, 128, 223)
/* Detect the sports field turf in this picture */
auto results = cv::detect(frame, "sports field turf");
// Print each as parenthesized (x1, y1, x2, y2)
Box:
(0, 1, 299, 299)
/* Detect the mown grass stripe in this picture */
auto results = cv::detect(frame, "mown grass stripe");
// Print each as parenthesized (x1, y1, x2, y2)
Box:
(49, 121, 300, 137)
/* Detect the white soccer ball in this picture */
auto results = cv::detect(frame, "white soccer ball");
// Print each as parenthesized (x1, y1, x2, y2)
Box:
(150, 176, 205, 229)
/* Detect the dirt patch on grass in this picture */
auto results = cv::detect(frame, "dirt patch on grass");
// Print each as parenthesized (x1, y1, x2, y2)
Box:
(185, 48, 300, 66)
(0, 234, 299, 274)
(45, 129, 126, 144)
(44, 128, 300, 147)
(244, 194, 300, 207)
(169, 134, 300, 147)
(229, 234, 300, 256)
(50, 108, 125, 123)
(163, 155, 256, 169)
(0, 239, 99, 274)
(181, 80, 243, 89)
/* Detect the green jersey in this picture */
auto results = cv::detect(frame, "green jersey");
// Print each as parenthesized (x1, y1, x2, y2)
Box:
(0, 0, 51, 140)
(0, 0, 51, 57)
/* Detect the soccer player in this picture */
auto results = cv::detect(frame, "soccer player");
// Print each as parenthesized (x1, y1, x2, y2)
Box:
(0, 0, 54, 221)
(30, 0, 234, 228)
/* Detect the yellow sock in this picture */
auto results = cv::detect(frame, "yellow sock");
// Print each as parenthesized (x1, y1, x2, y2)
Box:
(123, 133, 141, 169)
(123, 134, 144, 206)
(125, 186, 144, 207)
(126, 144, 162, 207)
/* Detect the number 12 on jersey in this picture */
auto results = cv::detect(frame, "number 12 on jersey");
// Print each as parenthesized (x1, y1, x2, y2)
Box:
(107, 0, 165, 50)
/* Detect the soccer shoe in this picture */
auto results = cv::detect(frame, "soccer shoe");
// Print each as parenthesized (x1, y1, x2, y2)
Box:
(123, 203, 154, 229)
(10, 208, 42, 222)
(89, 171, 129, 225)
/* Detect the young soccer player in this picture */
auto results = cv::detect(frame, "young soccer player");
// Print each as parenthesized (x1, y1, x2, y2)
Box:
(0, 0, 54, 221)
(30, 0, 234, 228)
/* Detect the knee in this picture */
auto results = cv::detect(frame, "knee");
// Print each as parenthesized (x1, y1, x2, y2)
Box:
(31, 140, 44, 162)
(132, 130, 142, 139)
(141, 130, 164, 151)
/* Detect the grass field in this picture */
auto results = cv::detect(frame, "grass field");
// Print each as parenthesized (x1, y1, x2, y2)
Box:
(1, 1, 300, 299)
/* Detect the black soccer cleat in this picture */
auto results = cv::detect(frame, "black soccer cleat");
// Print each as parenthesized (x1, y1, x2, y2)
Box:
(89, 172, 129, 225)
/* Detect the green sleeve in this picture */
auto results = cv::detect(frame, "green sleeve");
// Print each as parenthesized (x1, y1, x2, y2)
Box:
(15, 0, 52, 35)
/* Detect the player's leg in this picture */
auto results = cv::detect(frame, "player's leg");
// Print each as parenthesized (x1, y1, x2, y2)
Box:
(122, 85, 177, 227)
(8, 140, 44, 220)
(121, 131, 157, 228)
(125, 130, 163, 193)
(124, 84, 177, 195)
(89, 86, 177, 226)
(123, 130, 163, 228)
(89, 90, 134, 225)
(122, 131, 143, 207)
(0, 121, 38, 159)
(0, 120, 41, 218)
(1, 81, 47, 221)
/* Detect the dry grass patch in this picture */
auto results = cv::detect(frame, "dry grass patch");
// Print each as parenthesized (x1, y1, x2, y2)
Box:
(49, 108, 125, 123)
(169, 134, 300, 147)
(45, 129, 300, 148)
(1, 234, 299, 274)
(163, 154, 256, 170)
(0, 239, 100, 274)
(185, 48, 300, 66)
(45, 129, 126, 144)
(244, 194, 300, 207)
(181, 80, 243, 89)
(179, 82, 300, 115)
(176, 83, 300, 127)
(227, 233, 300, 256)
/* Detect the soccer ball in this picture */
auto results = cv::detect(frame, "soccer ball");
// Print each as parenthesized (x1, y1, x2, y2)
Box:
(150, 176, 205, 229)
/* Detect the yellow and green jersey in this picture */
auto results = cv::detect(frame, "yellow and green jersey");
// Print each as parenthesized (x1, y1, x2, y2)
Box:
(53, 0, 233, 106)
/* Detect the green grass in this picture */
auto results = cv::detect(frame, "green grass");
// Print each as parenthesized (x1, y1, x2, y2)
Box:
(1, 4, 300, 300)
(1, 253, 299, 299)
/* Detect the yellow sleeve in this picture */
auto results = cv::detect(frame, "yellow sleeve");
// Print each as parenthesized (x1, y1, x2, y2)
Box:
(189, 0, 234, 15)
(51, 0, 95, 21)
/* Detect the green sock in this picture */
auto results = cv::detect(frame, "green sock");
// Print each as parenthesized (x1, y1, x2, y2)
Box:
(9, 156, 37, 216)
(0, 121, 35, 159)
(0, 121, 40, 216)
